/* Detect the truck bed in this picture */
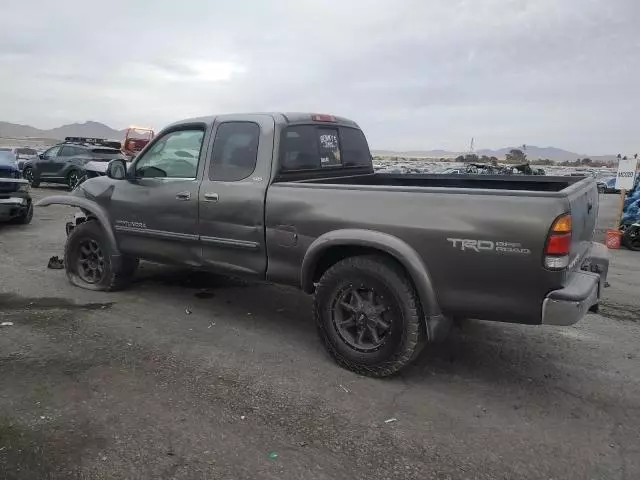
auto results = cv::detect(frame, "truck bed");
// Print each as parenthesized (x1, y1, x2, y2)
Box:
(296, 173, 583, 193)
(267, 172, 598, 324)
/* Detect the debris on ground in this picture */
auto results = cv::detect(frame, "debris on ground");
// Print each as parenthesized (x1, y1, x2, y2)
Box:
(0, 322, 14, 327)
(268, 452, 278, 460)
(240, 415, 246, 420)
(185, 307, 192, 315)
(47, 256, 64, 269)
(339, 384, 349, 393)
(298, 441, 308, 447)
(384, 418, 398, 424)
(208, 322, 216, 328)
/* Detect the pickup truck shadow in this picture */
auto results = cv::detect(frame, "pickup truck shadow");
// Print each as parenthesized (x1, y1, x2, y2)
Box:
(132, 264, 252, 290)
(403, 320, 574, 388)
(129, 263, 319, 343)
(128, 264, 575, 386)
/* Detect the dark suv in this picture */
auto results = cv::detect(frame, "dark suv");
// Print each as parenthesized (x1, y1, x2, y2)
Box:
(23, 142, 124, 190)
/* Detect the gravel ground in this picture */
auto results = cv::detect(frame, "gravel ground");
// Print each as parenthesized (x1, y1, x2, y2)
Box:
(0, 186, 639, 480)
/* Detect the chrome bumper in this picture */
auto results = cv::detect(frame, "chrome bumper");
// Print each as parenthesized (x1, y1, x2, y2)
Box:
(0, 197, 27, 205)
(542, 242, 609, 326)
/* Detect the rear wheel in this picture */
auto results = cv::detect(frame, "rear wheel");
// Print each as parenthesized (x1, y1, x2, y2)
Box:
(23, 167, 39, 187)
(67, 170, 80, 190)
(314, 255, 425, 377)
(64, 220, 138, 291)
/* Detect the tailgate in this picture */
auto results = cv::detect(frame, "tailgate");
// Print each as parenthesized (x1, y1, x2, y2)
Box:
(566, 178, 599, 269)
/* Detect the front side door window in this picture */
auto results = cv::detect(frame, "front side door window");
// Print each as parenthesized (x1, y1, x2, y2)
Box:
(39, 145, 61, 176)
(134, 129, 204, 179)
(43, 146, 61, 160)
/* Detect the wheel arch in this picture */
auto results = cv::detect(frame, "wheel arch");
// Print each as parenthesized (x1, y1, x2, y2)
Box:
(301, 229, 442, 322)
(36, 195, 120, 259)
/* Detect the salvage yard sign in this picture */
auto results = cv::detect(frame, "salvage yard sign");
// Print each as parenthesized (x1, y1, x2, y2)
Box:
(615, 157, 638, 190)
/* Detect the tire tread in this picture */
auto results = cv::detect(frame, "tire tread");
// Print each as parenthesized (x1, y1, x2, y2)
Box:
(64, 220, 137, 291)
(314, 255, 424, 377)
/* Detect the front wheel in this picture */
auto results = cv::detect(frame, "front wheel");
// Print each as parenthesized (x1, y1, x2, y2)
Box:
(67, 170, 80, 190)
(23, 167, 39, 187)
(64, 220, 138, 291)
(314, 255, 425, 377)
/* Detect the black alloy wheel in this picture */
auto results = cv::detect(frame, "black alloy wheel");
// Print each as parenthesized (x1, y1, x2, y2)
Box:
(314, 255, 425, 377)
(76, 238, 106, 284)
(68, 170, 80, 190)
(332, 284, 392, 352)
(23, 167, 38, 187)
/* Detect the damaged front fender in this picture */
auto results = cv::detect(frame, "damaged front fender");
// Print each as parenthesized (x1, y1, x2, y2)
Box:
(36, 194, 121, 263)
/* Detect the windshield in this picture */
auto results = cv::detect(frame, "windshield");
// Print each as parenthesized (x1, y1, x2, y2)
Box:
(0, 151, 17, 167)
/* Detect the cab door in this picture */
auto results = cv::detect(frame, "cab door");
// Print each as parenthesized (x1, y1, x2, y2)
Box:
(37, 145, 62, 178)
(109, 126, 207, 265)
(198, 115, 274, 277)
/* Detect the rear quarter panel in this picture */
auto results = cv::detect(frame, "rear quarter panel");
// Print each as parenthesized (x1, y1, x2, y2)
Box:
(266, 183, 571, 324)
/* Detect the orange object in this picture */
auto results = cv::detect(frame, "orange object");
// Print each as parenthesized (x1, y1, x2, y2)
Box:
(606, 230, 622, 249)
(551, 214, 572, 233)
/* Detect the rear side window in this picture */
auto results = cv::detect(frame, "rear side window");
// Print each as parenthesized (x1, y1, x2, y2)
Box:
(341, 128, 371, 167)
(280, 125, 371, 171)
(209, 122, 260, 182)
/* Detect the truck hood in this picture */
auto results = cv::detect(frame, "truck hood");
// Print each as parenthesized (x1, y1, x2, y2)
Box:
(72, 175, 119, 204)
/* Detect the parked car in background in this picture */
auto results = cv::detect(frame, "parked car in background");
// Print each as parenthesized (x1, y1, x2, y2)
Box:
(13, 147, 39, 172)
(0, 148, 17, 167)
(22, 141, 126, 190)
(38, 112, 608, 377)
(0, 151, 33, 224)
(597, 177, 618, 194)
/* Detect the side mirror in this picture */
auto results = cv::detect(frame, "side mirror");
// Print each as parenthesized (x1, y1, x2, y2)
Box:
(38, 153, 44, 159)
(106, 159, 127, 180)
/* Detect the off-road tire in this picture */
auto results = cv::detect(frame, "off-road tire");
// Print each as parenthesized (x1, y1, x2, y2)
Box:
(64, 220, 138, 291)
(11, 202, 33, 225)
(314, 255, 425, 377)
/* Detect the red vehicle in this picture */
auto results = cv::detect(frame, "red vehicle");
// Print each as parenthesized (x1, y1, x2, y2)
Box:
(122, 126, 154, 159)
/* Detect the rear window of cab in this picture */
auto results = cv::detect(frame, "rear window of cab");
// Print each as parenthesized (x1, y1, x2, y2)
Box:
(279, 125, 371, 172)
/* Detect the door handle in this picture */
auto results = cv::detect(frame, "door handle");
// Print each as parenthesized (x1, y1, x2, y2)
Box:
(204, 192, 219, 202)
(176, 191, 191, 201)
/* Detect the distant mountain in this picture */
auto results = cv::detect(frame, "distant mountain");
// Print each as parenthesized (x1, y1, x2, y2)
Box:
(0, 121, 124, 140)
(373, 145, 618, 163)
(475, 146, 586, 162)
(0, 121, 619, 163)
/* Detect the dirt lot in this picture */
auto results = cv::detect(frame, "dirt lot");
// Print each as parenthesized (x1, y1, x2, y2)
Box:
(1, 187, 639, 480)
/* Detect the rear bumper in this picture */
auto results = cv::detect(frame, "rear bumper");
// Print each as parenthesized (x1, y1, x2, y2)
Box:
(542, 242, 609, 326)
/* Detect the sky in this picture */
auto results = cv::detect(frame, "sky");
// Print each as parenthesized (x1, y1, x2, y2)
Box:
(0, 0, 638, 154)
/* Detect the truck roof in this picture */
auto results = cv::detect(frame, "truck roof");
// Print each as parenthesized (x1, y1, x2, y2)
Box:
(163, 113, 360, 130)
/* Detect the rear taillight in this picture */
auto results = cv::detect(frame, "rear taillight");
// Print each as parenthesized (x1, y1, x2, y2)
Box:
(544, 214, 572, 270)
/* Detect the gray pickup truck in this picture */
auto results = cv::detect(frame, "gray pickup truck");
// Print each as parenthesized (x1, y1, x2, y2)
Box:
(38, 113, 609, 376)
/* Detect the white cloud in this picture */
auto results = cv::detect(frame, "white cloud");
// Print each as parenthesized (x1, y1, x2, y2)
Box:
(0, 0, 638, 154)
